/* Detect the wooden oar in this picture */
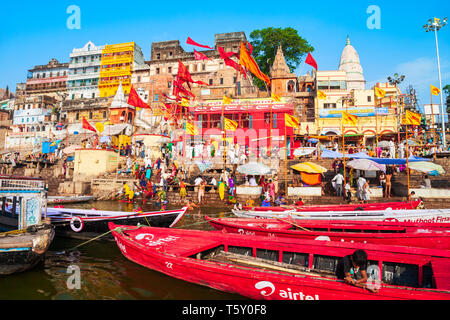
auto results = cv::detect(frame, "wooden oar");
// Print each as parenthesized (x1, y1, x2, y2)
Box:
(276, 218, 311, 232)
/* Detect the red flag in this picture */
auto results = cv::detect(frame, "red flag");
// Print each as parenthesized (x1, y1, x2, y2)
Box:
(218, 47, 239, 60)
(128, 85, 150, 109)
(218, 47, 247, 78)
(305, 53, 317, 70)
(194, 49, 211, 61)
(176, 60, 210, 87)
(187, 37, 214, 50)
(247, 42, 253, 55)
(82, 117, 97, 133)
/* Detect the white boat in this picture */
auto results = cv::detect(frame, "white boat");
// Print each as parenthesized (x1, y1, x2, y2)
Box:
(232, 208, 450, 223)
(47, 195, 94, 204)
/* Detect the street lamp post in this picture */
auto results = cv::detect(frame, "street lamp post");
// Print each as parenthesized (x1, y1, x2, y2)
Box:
(388, 73, 405, 151)
(424, 17, 448, 148)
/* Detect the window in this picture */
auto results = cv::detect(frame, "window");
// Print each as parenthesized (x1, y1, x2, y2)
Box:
(92, 93, 95, 98)
(233, 77, 237, 84)
(103, 111, 107, 118)
(317, 81, 328, 90)
(368, 96, 372, 102)
(202, 64, 206, 71)
(83, 57, 86, 62)
(209, 79, 213, 85)
(137, 76, 141, 82)
(156, 68, 160, 74)
(220, 78, 224, 85)
(168, 67, 172, 73)
(169, 51, 173, 57)
(156, 53, 161, 59)
(324, 103, 337, 109)
(89, 111, 93, 119)
(75, 112, 79, 120)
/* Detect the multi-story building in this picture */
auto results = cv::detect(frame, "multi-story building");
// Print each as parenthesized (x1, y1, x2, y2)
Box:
(147, 32, 259, 105)
(315, 37, 399, 143)
(270, 45, 315, 133)
(99, 42, 146, 98)
(25, 59, 69, 97)
(68, 41, 105, 100)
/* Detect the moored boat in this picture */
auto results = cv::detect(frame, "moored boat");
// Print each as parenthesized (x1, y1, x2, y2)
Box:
(0, 175, 55, 275)
(109, 223, 450, 300)
(0, 224, 55, 276)
(244, 200, 422, 214)
(45, 206, 188, 240)
(232, 207, 450, 223)
(47, 195, 94, 204)
(206, 216, 450, 250)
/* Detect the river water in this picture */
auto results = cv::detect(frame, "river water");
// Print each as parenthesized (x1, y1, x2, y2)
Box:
(0, 201, 244, 300)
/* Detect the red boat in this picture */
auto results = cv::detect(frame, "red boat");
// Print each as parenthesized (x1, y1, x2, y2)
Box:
(109, 222, 450, 300)
(206, 217, 450, 250)
(245, 199, 422, 213)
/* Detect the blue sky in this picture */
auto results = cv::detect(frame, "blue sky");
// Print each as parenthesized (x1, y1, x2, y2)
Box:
(0, 0, 449, 107)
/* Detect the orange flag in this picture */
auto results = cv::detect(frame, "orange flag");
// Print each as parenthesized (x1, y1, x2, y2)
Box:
(239, 42, 271, 86)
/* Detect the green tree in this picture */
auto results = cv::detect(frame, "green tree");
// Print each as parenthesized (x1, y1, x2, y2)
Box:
(444, 84, 450, 113)
(249, 27, 314, 90)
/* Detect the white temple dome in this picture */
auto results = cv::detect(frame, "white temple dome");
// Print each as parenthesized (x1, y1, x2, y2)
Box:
(338, 37, 366, 90)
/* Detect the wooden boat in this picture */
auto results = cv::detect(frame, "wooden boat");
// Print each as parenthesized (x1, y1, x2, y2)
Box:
(109, 223, 450, 300)
(232, 207, 450, 223)
(206, 216, 450, 250)
(244, 200, 422, 214)
(45, 206, 188, 240)
(0, 176, 55, 275)
(0, 224, 55, 276)
(47, 195, 94, 204)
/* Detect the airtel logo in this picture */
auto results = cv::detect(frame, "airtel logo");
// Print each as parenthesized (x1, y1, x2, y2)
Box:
(135, 233, 155, 241)
(255, 281, 275, 297)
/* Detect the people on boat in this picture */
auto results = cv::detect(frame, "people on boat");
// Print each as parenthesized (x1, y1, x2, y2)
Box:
(261, 197, 271, 207)
(336, 249, 378, 293)
(407, 191, 416, 202)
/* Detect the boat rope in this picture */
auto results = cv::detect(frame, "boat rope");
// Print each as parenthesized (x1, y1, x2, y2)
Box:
(174, 215, 229, 229)
(69, 225, 144, 251)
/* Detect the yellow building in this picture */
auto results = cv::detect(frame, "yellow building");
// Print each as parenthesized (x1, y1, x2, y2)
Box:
(74, 149, 122, 181)
(99, 42, 146, 98)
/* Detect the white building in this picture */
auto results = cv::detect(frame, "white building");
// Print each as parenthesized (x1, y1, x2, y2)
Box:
(68, 41, 105, 100)
(338, 37, 366, 91)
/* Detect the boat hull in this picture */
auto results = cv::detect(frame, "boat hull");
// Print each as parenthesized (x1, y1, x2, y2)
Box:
(47, 196, 94, 204)
(233, 208, 450, 223)
(109, 224, 450, 300)
(47, 207, 187, 240)
(207, 217, 450, 250)
(0, 224, 55, 276)
(246, 200, 422, 213)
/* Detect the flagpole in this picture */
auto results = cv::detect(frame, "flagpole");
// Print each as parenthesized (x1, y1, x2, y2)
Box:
(222, 99, 226, 182)
(431, 91, 437, 161)
(284, 124, 288, 197)
(342, 119, 346, 188)
(406, 123, 410, 196)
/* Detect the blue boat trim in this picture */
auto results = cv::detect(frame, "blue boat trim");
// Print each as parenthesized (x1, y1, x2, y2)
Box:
(0, 247, 31, 252)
